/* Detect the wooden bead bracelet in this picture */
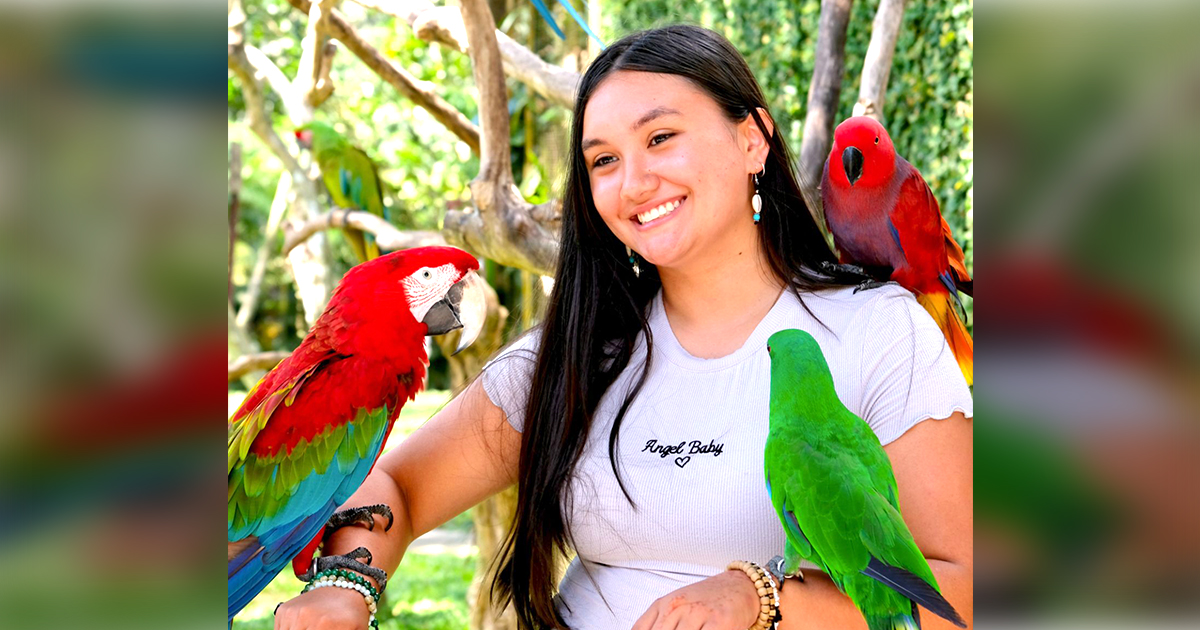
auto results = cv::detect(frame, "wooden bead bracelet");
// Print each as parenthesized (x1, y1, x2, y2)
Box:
(727, 560, 782, 630)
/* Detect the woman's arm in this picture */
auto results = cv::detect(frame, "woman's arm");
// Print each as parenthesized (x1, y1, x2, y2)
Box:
(274, 379, 521, 630)
(777, 411, 973, 630)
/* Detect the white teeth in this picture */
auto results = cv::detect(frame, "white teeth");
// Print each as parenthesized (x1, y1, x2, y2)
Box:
(637, 199, 681, 224)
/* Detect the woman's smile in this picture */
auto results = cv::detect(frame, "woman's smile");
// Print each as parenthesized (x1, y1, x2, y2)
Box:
(633, 196, 686, 227)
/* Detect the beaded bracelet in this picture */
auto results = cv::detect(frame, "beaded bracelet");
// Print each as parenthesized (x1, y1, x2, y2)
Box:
(301, 568, 381, 630)
(727, 560, 782, 630)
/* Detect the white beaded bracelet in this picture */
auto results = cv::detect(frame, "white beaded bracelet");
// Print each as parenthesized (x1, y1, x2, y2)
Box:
(305, 578, 379, 627)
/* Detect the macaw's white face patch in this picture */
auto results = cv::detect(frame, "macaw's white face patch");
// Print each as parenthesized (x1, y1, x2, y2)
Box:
(403, 262, 461, 323)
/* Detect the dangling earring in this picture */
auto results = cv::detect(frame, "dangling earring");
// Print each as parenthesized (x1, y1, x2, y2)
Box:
(626, 245, 641, 278)
(752, 163, 764, 225)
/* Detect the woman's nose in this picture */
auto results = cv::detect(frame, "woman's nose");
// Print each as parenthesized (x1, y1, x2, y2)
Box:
(621, 158, 658, 204)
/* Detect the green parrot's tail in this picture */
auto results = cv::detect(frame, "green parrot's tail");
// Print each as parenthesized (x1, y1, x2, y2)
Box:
(863, 603, 921, 630)
(862, 558, 967, 628)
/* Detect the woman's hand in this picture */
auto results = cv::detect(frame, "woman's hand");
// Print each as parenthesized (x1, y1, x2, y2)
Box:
(630, 570, 760, 630)
(273, 586, 373, 630)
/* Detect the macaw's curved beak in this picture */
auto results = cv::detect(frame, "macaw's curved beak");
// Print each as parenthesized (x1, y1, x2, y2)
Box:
(421, 271, 487, 355)
(842, 146, 863, 187)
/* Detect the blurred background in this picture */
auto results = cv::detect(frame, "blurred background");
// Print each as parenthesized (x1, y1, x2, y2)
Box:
(0, 0, 1192, 628)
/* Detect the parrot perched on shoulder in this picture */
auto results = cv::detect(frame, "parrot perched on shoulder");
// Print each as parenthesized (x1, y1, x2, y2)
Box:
(227, 246, 486, 624)
(764, 329, 966, 630)
(821, 116, 973, 386)
(296, 121, 389, 262)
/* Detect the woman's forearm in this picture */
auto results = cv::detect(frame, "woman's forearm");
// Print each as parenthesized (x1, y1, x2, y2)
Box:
(777, 559, 972, 630)
(320, 468, 415, 589)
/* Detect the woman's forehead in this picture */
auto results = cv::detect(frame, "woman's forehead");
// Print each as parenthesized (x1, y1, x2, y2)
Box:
(582, 71, 717, 135)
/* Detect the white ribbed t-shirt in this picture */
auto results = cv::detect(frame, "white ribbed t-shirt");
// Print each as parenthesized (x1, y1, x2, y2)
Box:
(481, 284, 972, 629)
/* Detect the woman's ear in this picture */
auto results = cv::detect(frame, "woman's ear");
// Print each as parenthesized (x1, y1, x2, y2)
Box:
(755, 107, 775, 139)
(743, 107, 775, 171)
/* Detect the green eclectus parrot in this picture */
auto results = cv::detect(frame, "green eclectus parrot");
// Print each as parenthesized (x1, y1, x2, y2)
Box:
(821, 116, 973, 386)
(764, 329, 966, 630)
(227, 246, 486, 625)
(295, 121, 389, 262)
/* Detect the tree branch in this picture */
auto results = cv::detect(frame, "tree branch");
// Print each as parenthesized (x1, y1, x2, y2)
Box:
(298, 0, 338, 109)
(853, 0, 907, 123)
(229, 142, 242, 304)
(231, 0, 333, 327)
(799, 0, 854, 230)
(352, 0, 579, 108)
(229, 50, 305, 176)
(286, 0, 481, 155)
(236, 172, 293, 330)
(283, 209, 447, 255)
(447, 0, 560, 275)
(229, 351, 292, 381)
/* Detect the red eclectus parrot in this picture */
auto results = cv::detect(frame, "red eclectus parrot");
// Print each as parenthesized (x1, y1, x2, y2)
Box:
(820, 116, 973, 386)
(295, 121, 388, 262)
(227, 246, 486, 625)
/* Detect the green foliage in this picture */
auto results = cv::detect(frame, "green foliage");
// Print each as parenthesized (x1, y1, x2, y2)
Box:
(229, 0, 973, 362)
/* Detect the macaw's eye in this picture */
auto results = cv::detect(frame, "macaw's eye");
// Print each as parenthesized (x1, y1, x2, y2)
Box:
(874, 136, 879, 145)
(422, 270, 432, 280)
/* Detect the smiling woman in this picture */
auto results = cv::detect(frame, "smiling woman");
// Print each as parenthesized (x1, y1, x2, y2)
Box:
(274, 25, 972, 630)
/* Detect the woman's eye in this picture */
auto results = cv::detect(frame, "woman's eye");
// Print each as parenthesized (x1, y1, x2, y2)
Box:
(650, 133, 674, 146)
(592, 155, 615, 169)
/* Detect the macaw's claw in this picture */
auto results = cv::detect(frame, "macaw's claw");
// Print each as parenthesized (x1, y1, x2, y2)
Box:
(300, 546, 389, 592)
(327, 503, 394, 533)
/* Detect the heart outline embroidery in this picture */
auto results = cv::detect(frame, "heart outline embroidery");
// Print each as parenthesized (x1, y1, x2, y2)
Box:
(674, 456, 691, 468)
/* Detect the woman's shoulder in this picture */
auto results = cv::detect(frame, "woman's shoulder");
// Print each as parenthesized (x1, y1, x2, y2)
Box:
(786, 282, 929, 336)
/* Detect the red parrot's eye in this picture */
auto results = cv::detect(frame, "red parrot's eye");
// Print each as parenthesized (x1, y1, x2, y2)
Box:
(874, 136, 879, 144)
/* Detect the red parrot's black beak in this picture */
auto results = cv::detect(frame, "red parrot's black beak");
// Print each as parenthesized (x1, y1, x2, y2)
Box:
(842, 146, 863, 187)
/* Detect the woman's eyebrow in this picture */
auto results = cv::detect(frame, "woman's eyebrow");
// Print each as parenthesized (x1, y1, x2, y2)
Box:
(632, 106, 681, 130)
(582, 106, 683, 153)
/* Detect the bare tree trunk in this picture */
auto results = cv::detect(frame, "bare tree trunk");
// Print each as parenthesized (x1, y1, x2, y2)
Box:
(430, 271, 516, 630)
(445, 0, 561, 276)
(229, 142, 242, 304)
(230, 0, 333, 327)
(236, 172, 293, 332)
(351, 0, 580, 108)
(853, 0, 908, 124)
(798, 0, 854, 233)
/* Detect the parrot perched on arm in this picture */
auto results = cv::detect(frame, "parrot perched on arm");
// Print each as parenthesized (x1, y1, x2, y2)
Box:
(821, 116, 973, 386)
(227, 246, 486, 624)
(764, 329, 966, 630)
(296, 121, 389, 262)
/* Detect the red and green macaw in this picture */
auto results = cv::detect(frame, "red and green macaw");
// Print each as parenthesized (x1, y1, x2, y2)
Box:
(765, 329, 966, 630)
(821, 116, 973, 386)
(296, 121, 388, 262)
(227, 246, 485, 624)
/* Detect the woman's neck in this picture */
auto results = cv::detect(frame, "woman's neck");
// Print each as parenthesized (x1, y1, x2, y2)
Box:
(657, 241, 784, 359)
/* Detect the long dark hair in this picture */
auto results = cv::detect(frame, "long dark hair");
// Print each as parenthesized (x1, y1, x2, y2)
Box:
(491, 24, 857, 628)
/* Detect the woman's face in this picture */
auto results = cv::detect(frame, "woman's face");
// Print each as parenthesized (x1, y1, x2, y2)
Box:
(581, 71, 766, 273)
